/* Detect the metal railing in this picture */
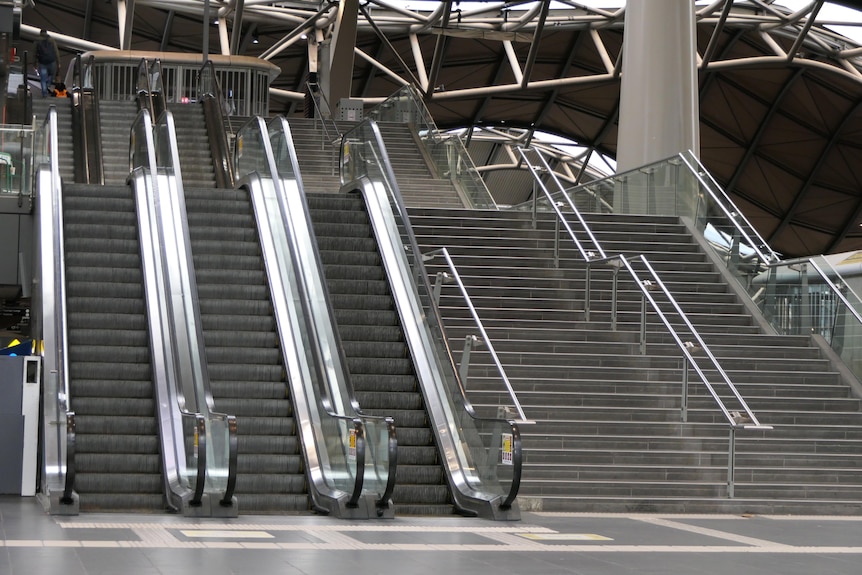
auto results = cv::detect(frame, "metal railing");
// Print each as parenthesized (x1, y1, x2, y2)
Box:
(305, 80, 341, 147)
(70, 54, 104, 185)
(517, 147, 771, 497)
(426, 246, 529, 424)
(34, 105, 78, 514)
(365, 84, 497, 210)
(198, 60, 235, 187)
(341, 118, 522, 518)
(234, 115, 396, 518)
(557, 150, 862, 398)
(131, 108, 237, 515)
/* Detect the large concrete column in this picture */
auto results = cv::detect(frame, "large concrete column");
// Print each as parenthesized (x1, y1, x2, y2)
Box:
(616, 0, 699, 173)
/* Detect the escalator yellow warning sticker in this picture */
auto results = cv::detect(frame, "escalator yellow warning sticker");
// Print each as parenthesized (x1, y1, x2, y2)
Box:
(518, 533, 613, 541)
(349, 428, 356, 460)
(501, 433, 513, 465)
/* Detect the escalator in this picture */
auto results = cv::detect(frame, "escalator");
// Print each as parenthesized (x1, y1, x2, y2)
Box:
(62, 182, 164, 511)
(306, 193, 453, 515)
(168, 101, 308, 512)
(30, 95, 165, 512)
(183, 184, 308, 512)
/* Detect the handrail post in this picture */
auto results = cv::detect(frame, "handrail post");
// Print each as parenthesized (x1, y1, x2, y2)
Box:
(681, 358, 689, 422)
(727, 426, 737, 498)
(584, 263, 591, 323)
(611, 264, 619, 331)
(800, 262, 810, 333)
(640, 292, 647, 355)
(553, 216, 560, 268)
(459, 335, 478, 390)
(531, 179, 538, 229)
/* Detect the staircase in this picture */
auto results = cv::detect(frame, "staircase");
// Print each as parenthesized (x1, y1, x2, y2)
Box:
(410, 207, 862, 514)
(306, 193, 454, 516)
(98, 100, 139, 185)
(374, 122, 465, 209)
(286, 118, 348, 194)
(62, 183, 164, 512)
(288, 118, 467, 209)
(169, 103, 217, 188)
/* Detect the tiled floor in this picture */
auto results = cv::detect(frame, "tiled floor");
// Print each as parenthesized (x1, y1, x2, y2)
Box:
(2, 496, 862, 574)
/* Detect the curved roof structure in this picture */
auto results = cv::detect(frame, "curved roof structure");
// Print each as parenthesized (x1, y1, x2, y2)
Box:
(16, 0, 862, 257)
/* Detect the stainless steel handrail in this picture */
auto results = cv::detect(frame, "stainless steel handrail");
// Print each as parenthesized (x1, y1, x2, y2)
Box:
(425, 246, 529, 424)
(132, 108, 238, 514)
(342, 119, 522, 519)
(235, 116, 396, 518)
(305, 80, 341, 146)
(519, 146, 771, 497)
(135, 58, 155, 120)
(36, 105, 78, 513)
(678, 152, 780, 265)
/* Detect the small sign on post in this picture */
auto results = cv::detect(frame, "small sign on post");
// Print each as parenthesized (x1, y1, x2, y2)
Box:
(501, 433, 513, 465)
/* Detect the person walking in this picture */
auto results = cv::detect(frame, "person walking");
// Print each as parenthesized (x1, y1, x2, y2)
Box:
(35, 29, 59, 98)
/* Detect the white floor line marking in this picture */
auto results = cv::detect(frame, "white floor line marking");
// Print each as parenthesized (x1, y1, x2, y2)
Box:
(57, 522, 550, 533)
(5, 540, 862, 553)
(631, 516, 792, 548)
(479, 531, 548, 547)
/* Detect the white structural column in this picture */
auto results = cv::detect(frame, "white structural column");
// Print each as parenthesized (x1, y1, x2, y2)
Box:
(616, 0, 699, 173)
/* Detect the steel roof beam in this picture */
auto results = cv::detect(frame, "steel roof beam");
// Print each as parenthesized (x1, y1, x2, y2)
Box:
(520, 0, 550, 88)
(425, 0, 452, 98)
(724, 68, 805, 196)
(770, 98, 862, 243)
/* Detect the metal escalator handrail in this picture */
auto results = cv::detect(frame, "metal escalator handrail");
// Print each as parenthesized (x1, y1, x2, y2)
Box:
(62, 413, 76, 504)
(130, 108, 196, 511)
(236, 117, 395, 517)
(131, 108, 238, 512)
(359, 170, 523, 514)
(153, 109, 239, 509)
(36, 106, 78, 510)
(198, 60, 235, 188)
(71, 54, 104, 185)
(135, 58, 155, 121)
(343, 119, 522, 518)
(148, 59, 167, 122)
(191, 415, 206, 505)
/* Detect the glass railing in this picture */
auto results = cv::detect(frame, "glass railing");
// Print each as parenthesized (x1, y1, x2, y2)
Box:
(234, 116, 395, 518)
(0, 123, 34, 201)
(340, 118, 522, 520)
(131, 108, 237, 515)
(537, 148, 862, 397)
(515, 147, 770, 496)
(365, 84, 497, 210)
(753, 256, 862, 376)
(34, 106, 78, 513)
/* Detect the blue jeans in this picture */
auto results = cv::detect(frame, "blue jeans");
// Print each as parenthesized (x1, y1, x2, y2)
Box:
(39, 62, 56, 97)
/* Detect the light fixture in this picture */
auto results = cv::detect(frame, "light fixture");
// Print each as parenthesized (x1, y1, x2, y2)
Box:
(252, 34, 259, 44)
